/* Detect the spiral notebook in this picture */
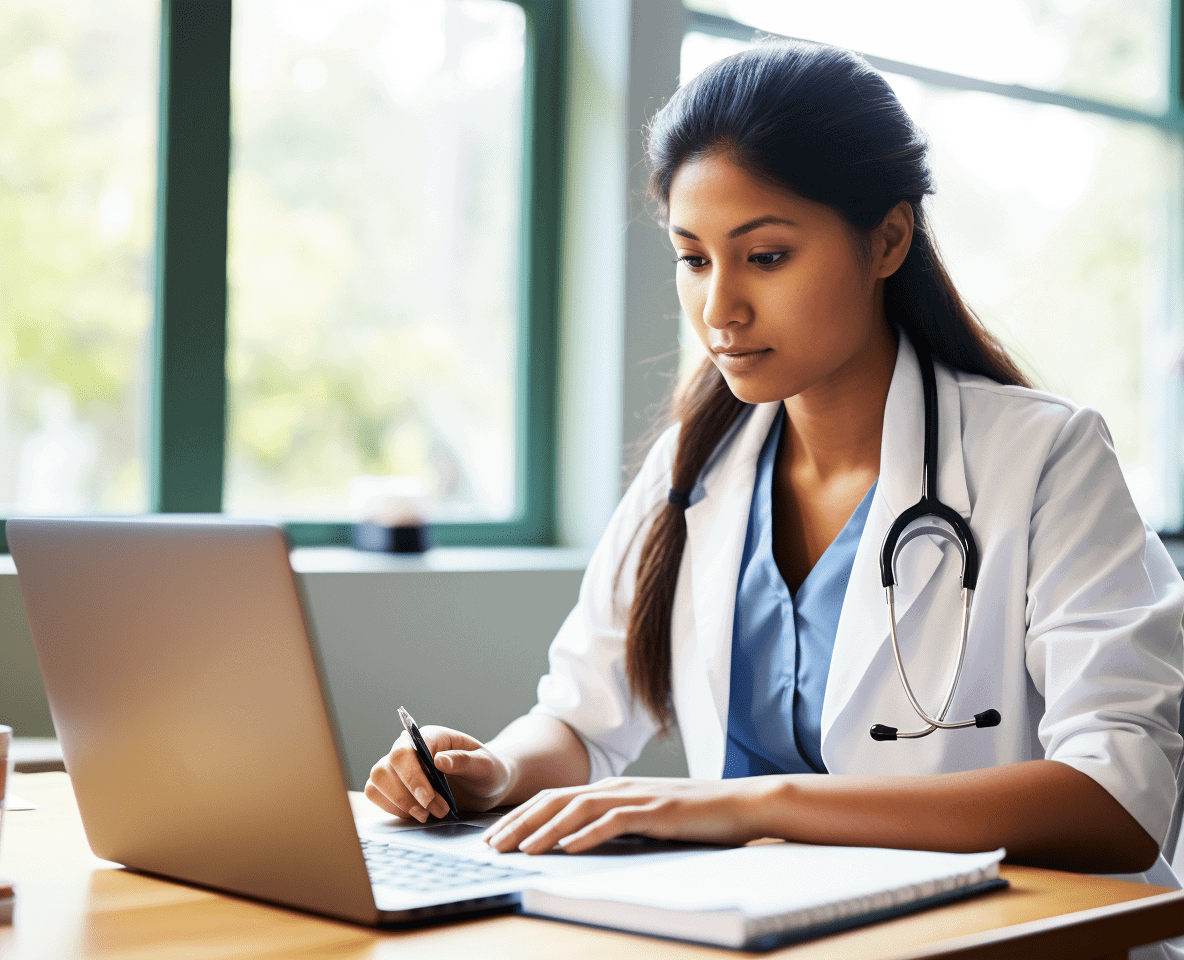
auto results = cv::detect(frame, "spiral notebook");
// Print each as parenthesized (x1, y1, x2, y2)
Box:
(521, 843, 1007, 951)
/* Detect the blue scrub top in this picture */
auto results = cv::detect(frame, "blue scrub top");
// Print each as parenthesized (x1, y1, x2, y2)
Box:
(722, 406, 877, 778)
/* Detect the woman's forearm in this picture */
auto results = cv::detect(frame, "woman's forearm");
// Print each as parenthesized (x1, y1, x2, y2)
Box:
(485, 713, 591, 806)
(749, 759, 1159, 873)
(475, 730, 1161, 874)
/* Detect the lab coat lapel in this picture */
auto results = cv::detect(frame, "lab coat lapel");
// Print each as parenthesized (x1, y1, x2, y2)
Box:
(682, 401, 780, 779)
(820, 334, 972, 754)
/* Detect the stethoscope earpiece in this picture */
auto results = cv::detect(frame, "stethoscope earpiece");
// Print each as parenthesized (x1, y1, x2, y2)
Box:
(870, 347, 1002, 742)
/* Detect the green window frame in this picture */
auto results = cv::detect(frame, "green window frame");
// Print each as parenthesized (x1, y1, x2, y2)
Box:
(0, 0, 565, 554)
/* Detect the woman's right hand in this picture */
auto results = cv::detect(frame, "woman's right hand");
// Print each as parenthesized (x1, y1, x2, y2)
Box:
(364, 726, 514, 822)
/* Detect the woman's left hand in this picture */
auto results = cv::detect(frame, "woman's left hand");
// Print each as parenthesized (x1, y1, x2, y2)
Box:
(481, 776, 777, 855)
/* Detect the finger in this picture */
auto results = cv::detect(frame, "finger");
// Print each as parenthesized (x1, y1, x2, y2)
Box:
(388, 735, 469, 819)
(365, 778, 423, 820)
(481, 789, 555, 845)
(387, 742, 452, 820)
(389, 734, 444, 813)
(516, 794, 627, 854)
(488, 790, 612, 853)
(431, 752, 490, 811)
(364, 773, 429, 823)
(364, 780, 402, 816)
(368, 763, 431, 823)
(422, 787, 451, 820)
(374, 748, 440, 823)
(556, 804, 656, 854)
(480, 788, 549, 837)
(421, 726, 486, 754)
(433, 749, 489, 778)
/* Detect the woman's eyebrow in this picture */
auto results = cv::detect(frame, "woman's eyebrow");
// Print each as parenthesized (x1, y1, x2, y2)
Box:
(669, 215, 800, 241)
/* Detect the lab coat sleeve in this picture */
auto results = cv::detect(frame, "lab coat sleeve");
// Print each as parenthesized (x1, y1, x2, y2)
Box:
(1025, 406, 1184, 847)
(529, 425, 680, 783)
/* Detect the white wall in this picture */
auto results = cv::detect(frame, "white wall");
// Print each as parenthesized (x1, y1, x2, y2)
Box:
(292, 550, 686, 788)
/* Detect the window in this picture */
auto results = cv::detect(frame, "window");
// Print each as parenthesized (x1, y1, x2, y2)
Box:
(227, 0, 527, 524)
(0, 0, 159, 516)
(685, 0, 1171, 112)
(680, 2, 1184, 531)
(0, 0, 564, 552)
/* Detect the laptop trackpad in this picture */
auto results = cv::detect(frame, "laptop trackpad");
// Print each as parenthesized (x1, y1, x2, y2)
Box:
(358, 810, 502, 841)
(401, 821, 489, 840)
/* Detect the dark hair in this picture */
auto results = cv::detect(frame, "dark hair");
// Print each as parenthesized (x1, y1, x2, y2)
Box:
(624, 38, 1031, 732)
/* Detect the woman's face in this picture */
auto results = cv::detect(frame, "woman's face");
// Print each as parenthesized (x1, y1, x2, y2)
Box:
(668, 153, 904, 406)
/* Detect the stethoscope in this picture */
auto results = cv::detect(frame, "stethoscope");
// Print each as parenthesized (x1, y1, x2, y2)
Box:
(869, 346, 1001, 741)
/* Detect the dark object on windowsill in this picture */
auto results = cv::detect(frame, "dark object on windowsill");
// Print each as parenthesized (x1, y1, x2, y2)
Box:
(12, 737, 65, 773)
(352, 521, 430, 554)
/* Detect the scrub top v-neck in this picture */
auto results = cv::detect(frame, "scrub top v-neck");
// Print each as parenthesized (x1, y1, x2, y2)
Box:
(722, 405, 878, 778)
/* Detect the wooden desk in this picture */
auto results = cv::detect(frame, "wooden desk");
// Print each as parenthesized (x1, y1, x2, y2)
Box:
(3, 773, 1184, 960)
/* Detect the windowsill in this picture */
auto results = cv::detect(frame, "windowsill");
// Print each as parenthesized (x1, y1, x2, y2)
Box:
(289, 546, 591, 574)
(7, 537, 1184, 577)
(8, 538, 1184, 576)
(0, 546, 591, 577)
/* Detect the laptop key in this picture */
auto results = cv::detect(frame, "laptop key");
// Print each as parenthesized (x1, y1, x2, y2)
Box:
(359, 838, 539, 891)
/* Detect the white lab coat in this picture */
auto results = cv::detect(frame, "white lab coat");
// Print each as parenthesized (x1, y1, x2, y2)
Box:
(532, 333, 1184, 958)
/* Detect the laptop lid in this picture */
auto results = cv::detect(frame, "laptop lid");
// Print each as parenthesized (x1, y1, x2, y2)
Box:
(7, 517, 380, 925)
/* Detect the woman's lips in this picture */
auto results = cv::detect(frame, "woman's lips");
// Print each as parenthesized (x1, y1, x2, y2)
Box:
(714, 348, 772, 373)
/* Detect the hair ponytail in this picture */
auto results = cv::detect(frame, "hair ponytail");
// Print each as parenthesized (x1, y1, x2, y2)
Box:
(624, 361, 747, 731)
(623, 37, 1030, 730)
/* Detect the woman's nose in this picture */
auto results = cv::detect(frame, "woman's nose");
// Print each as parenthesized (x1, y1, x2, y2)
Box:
(701, 271, 750, 329)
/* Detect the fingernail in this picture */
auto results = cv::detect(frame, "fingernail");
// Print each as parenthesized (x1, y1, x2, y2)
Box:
(412, 806, 428, 823)
(556, 835, 573, 848)
(436, 755, 451, 770)
(414, 788, 431, 807)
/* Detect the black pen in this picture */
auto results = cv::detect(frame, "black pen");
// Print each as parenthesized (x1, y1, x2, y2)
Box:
(398, 705, 460, 821)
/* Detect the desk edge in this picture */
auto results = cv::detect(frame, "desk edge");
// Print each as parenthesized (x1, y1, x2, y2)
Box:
(894, 887, 1184, 959)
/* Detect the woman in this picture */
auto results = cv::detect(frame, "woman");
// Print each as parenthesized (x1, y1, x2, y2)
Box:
(366, 37, 1184, 917)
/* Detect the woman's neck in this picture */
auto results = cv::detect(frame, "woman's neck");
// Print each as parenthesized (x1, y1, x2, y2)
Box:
(781, 320, 898, 485)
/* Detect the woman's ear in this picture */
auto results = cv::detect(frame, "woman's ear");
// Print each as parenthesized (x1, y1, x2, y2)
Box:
(874, 200, 914, 279)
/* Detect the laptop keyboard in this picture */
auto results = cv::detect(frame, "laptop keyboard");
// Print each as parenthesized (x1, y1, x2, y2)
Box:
(360, 837, 540, 892)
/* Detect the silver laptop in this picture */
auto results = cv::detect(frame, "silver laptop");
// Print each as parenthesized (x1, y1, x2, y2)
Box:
(7, 517, 713, 926)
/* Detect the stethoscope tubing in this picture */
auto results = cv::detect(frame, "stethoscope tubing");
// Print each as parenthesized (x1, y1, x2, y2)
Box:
(884, 585, 976, 737)
(870, 344, 1000, 742)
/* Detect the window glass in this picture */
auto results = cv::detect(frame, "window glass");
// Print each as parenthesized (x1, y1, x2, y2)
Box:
(679, 32, 1184, 530)
(684, 0, 1170, 113)
(890, 77, 1182, 530)
(226, 0, 525, 522)
(0, 0, 158, 514)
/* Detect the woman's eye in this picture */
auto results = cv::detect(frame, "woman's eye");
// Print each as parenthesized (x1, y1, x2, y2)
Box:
(750, 251, 787, 267)
(675, 255, 708, 269)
